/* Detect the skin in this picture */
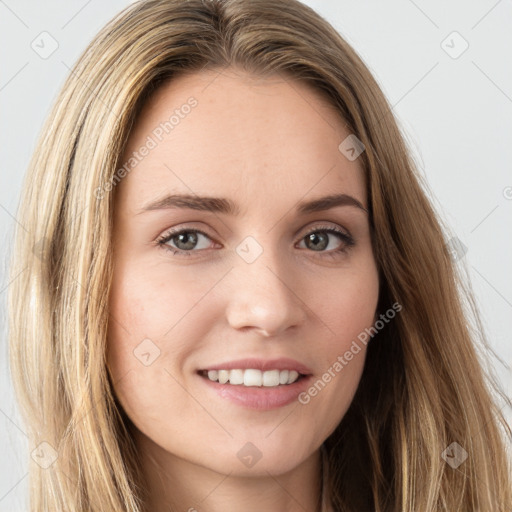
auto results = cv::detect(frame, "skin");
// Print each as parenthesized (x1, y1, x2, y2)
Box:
(107, 67, 379, 512)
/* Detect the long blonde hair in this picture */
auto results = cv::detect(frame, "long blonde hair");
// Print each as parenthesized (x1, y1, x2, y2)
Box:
(8, 0, 511, 510)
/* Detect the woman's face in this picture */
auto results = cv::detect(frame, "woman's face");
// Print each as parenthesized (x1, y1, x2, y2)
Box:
(107, 68, 379, 476)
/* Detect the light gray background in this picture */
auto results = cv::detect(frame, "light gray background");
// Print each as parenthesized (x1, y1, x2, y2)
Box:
(1, 1, 511, 510)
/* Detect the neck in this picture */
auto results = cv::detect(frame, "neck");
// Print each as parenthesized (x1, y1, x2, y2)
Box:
(134, 430, 324, 512)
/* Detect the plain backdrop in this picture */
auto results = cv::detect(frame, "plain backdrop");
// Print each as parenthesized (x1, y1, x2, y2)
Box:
(1, 1, 511, 510)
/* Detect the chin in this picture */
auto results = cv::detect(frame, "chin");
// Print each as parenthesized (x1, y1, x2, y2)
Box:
(211, 454, 306, 477)
(195, 440, 313, 477)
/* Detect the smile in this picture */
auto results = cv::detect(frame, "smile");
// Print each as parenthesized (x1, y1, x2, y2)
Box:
(200, 368, 302, 387)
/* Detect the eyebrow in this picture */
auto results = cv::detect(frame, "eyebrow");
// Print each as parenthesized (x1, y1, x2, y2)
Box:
(137, 193, 368, 216)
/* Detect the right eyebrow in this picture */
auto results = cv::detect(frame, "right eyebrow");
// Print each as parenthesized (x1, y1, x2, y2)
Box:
(137, 194, 240, 215)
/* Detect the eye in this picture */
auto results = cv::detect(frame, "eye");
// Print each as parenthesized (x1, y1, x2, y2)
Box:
(296, 225, 355, 257)
(156, 224, 355, 258)
(156, 228, 215, 256)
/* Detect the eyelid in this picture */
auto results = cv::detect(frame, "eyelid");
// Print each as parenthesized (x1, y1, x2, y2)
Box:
(300, 222, 352, 239)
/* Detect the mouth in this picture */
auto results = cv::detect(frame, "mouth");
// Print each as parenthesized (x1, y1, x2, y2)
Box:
(196, 357, 313, 410)
(197, 368, 308, 387)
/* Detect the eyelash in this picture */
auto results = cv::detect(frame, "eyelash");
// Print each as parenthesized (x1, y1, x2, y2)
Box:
(156, 224, 355, 260)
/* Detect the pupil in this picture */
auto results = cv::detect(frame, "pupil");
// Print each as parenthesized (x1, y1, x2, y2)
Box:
(306, 232, 328, 251)
(176, 232, 197, 250)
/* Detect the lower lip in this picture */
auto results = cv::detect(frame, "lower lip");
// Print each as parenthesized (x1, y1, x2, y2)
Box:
(199, 373, 313, 410)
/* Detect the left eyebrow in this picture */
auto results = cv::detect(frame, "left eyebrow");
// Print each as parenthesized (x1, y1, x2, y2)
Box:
(137, 193, 368, 215)
(296, 193, 368, 215)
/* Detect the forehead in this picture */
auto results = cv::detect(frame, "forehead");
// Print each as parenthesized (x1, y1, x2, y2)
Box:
(116, 68, 366, 216)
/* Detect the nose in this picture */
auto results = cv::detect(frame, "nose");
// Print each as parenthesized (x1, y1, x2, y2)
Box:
(224, 249, 307, 337)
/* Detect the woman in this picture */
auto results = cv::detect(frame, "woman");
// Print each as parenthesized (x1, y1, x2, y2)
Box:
(8, 0, 512, 510)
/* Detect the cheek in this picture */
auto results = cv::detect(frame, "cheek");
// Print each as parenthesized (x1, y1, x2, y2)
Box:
(105, 260, 223, 432)
(313, 256, 379, 350)
(106, 260, 213, 364)
(105, 286, 200, 443)
(299, 259, 378, 429)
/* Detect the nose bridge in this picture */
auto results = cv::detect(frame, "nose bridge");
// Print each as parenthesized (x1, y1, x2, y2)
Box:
(225, 234, 306, 336)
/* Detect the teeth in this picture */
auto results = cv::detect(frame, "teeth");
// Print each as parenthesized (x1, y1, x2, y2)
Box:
(287, 370, 299, 384)
(262, 369, 279, 386)
(244, 369, 262, 387)
(204, 369, 302, 387)
(229, 369, 244, 385)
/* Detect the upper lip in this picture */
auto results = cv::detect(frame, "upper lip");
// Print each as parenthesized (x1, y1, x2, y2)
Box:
(199, 357, 312, 375)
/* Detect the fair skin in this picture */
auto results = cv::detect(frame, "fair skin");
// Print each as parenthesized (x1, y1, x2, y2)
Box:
(107, 67, 379, 512)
